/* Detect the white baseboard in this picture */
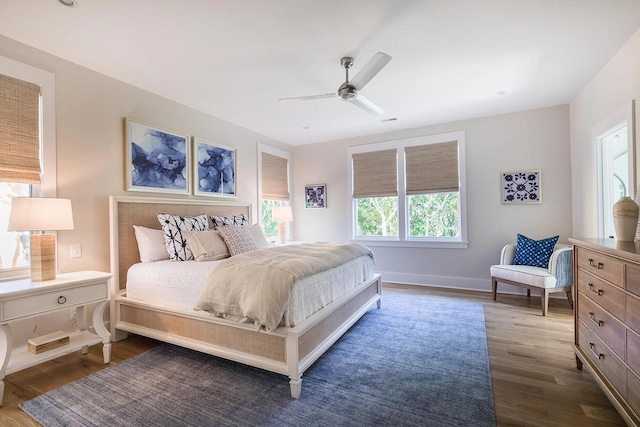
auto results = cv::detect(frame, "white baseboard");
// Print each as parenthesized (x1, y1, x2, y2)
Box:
(377, 270, 569, 298)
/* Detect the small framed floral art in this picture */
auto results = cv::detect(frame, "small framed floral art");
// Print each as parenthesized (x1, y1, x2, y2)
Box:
(501, 171, 541, 204)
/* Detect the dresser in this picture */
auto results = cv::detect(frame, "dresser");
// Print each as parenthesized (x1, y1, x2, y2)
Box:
(0, 271, 111, 405)
(570, 238, 640, 426)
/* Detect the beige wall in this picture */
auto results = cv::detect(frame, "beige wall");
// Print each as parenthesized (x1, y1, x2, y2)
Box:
(293, 105, 573, 291)
(570, 27, 640, 238)
(0, 35, 290, 275)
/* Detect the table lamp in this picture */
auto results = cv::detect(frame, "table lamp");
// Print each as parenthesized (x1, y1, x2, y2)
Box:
(272, 206, 293, 245)
(8, 197, 74, 281)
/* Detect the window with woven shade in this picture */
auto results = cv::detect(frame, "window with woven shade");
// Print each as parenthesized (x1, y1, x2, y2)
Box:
(348, 131, 467, 247)
(258, 145, 291, 242)
(0, 73, 41, 184)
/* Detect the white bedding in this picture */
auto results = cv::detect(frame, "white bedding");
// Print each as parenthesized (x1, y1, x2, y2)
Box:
(126, 251, 374, 328)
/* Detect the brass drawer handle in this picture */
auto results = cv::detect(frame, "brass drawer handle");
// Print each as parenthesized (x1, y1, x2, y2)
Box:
(588, 312, 603, 327)
(589, 343, 604, 360)
(588, 284, 603, 296)
(588, 258, 603, 269)
(57, 295, 67, 304)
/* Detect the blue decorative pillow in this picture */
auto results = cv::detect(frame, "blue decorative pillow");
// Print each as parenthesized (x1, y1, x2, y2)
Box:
(210, 213, 249, 229)
(157, 213, 209, 261)
(513, 234, 559, 268)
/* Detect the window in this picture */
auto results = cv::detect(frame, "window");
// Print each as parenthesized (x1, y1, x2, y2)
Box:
(0, 56, 56, 279)
(348, 131, 467, 248)
(596, 122, 630, 238)
(258, 144, 291, 242)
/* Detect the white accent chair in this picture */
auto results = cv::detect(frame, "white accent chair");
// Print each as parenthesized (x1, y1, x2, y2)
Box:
(490, 243, 574, 316)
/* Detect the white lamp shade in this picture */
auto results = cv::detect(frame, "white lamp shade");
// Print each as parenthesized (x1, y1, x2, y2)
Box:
(272, 206, 293, 223)
(7, 197, 74, 231)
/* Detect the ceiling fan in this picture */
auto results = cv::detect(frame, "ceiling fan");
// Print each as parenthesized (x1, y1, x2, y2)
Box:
(279, 52, 392, 115)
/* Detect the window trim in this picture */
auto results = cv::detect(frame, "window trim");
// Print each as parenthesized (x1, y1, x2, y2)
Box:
(0, 56, 57, 280)
(347, 131, 468, 248)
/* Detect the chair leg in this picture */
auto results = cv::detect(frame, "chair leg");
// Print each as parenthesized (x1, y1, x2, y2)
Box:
(541, 290, 549, 316)
(527, 289, 531, 298)
(492, 278, 498, 301)
(566, 288, 574, 309)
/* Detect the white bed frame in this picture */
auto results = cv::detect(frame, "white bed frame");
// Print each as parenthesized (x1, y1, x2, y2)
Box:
(108, 195, 381, 398)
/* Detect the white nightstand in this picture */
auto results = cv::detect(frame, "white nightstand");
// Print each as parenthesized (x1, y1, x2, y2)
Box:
(0, 270, 111, 404)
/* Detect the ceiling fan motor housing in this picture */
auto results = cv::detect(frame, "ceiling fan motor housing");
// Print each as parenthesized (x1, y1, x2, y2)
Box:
(338, 83, 357, 100)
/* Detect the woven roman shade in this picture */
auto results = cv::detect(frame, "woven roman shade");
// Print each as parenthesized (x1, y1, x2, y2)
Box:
(406, 141, 459, 194)
(0, 74, 41, 184)
(261, 152, 289, 200)
(352, 149, 397, 198)
(0, 73, 41, 184)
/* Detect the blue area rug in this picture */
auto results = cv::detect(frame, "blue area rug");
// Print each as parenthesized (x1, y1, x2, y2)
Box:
(20, 293, 496, 426)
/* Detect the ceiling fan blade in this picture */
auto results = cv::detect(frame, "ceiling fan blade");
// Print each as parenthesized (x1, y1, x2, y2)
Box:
(279, 93, 336, 101)
(349, 94, 384, 116)
(350, 52, 392, 90)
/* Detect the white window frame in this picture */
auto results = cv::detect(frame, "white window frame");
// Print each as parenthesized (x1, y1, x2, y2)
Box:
(347, 131, 468, 249)
(0, 56, 57, 280)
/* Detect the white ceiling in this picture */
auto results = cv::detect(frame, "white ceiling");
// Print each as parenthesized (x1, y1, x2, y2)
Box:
(2, 0, 640, 146)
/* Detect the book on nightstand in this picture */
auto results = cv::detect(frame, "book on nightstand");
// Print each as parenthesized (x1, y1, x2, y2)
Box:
(28, 330, 70, 354)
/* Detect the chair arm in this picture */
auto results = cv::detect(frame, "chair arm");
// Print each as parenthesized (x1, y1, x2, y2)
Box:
(548, 244, 573, 288)
(500, 244, 517, 265)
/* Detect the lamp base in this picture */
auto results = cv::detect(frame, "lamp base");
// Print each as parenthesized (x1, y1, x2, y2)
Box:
(278, 222, 286, 245)
(30, 234, 56, 282)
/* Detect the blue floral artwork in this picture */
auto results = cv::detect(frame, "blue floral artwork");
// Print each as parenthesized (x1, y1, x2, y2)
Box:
(193, 138, 236, 197)
(502, 171, 541, 204)
(125, 119, 190, 194)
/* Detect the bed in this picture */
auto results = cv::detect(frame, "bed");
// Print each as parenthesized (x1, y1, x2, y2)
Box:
(108, 195, 382, 398)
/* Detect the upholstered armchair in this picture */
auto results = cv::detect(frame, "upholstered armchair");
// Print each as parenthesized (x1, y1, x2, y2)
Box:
(490, 243, 574, 316)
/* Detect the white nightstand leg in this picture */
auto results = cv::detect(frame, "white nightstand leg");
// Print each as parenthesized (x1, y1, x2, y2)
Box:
(92, 301, 111, 364)
(76, 305, 89, 354)
(0, 324, 13, 405)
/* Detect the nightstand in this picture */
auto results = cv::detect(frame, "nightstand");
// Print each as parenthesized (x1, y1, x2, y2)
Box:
(0, 270, 111, 404)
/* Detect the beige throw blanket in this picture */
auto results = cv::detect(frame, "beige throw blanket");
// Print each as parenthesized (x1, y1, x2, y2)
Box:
(194, 242, 374, 331)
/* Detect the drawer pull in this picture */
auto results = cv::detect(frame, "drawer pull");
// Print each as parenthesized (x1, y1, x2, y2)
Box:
(588, 284, 603, 296)
(588, 312, 603, 327)
(589, 343, 604, 359)
(588, 259, 603, 269)
(57, 295, 67, 304)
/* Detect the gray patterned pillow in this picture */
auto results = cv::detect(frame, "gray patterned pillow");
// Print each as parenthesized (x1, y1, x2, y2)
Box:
(157, 213, 209, 261)
(217, 226, 259, 256)
(210, 213, 249, 229)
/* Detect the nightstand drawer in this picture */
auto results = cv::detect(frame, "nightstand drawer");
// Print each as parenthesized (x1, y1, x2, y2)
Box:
(1, 281, 107, 322)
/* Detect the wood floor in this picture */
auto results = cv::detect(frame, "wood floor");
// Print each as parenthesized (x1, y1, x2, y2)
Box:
(0, 284, 628, 427)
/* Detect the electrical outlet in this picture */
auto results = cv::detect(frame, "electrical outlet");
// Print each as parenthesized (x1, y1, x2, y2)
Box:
(70, 244, 82, 258)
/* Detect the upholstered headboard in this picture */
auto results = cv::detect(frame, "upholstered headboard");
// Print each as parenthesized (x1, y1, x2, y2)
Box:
(109, 195, 251, 293)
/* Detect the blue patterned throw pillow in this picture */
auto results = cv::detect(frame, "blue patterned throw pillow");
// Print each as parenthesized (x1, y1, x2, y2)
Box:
(210, 213, 249, 229)
(513, 234, 559, 268)
(157, 213, 209, 261)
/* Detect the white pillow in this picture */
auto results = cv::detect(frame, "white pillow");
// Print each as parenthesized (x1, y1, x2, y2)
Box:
(246, 224, 268, 248)
(133, 225, 169, 263)
(183, 230, 231, 262)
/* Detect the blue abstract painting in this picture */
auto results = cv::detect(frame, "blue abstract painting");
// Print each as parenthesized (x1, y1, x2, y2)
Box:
(194, 138, 236, 197)
(125, 119, 190, 194)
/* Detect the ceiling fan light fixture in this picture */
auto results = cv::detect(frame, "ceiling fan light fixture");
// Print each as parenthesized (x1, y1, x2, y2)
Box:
(338, 83, 357, 100)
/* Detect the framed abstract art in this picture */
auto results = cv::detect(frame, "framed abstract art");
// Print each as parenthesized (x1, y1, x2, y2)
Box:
(305, 184, 326, 208)
(193, 137, 236, 198)
(125, 118, 190, 194)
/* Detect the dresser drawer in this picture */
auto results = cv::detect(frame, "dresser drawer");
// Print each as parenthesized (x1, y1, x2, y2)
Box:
(0, 281, 107, 322)
(578, 269, 626, 321)
(629, 369, 640, 420)
(625, 262, 640, 297)
(579, 320, 627, 398)
(628, 329, 640, 375)
(627, 293, 640, 335)
(576, 247, 624, 286)
(579, 292, 626, 359)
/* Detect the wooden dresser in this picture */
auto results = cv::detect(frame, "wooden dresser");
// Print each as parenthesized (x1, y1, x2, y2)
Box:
(570, 238, 640, 426)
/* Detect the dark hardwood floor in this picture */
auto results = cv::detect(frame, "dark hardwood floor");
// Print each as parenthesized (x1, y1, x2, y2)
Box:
(0, 284, 627, 426)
